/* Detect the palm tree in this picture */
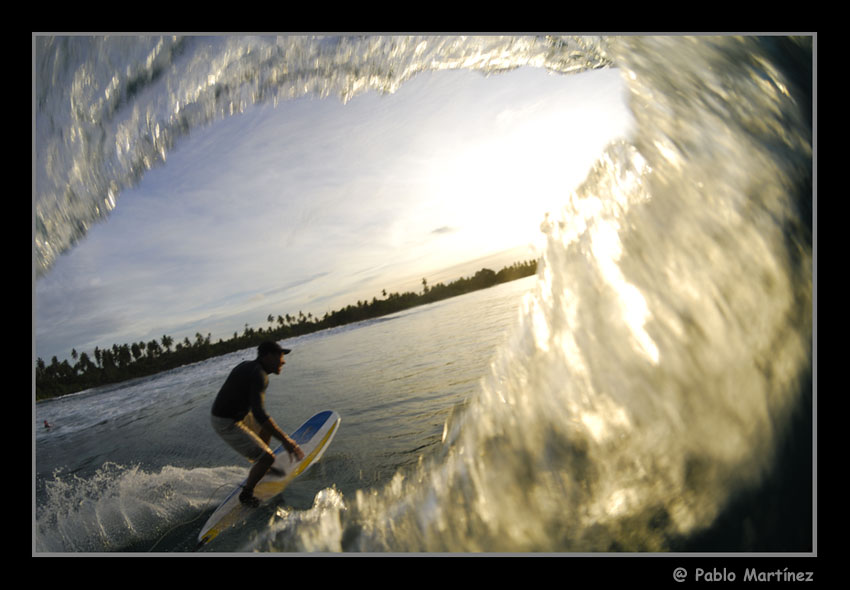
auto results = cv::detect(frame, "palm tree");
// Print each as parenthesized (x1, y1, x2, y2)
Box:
(194, 332, 207, 348)
(117, 344, 132, 368)
(147, 339, 161, 358)
(76, 352, 95, 376)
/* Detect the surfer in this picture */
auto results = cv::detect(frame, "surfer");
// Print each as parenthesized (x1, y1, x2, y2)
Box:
(210, 341, 305, 507)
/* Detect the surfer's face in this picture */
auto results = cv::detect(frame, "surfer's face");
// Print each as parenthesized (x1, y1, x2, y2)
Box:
(262, 352, 285, 374)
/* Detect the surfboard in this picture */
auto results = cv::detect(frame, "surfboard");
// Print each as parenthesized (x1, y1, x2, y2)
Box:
(197, 409, 341, 548)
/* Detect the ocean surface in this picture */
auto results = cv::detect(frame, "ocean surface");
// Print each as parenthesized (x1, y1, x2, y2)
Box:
(34, 35, 814, 555)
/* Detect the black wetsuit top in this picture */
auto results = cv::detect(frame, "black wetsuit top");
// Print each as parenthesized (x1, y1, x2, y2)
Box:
(211, 360, 271, 423)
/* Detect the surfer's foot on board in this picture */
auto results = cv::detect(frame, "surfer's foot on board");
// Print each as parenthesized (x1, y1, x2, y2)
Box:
(239, 488, 260, 508)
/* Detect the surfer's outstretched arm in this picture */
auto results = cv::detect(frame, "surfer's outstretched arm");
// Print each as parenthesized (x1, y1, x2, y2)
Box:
(261, 417, 304, 461)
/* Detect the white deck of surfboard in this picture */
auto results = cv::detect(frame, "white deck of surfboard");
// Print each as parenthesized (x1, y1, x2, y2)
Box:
(198, 409, 341, 547)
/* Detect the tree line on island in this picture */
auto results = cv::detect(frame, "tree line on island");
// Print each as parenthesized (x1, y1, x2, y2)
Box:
(35, 259, 538, 400)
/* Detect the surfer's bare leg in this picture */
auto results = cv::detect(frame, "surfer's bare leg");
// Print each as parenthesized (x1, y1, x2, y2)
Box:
(240, 451, 275, 505)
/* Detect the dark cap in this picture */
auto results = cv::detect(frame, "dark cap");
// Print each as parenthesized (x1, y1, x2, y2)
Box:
(257, 341, 291, 357)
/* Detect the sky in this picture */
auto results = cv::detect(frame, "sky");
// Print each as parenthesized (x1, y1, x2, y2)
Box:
(34, 65, 634, 363)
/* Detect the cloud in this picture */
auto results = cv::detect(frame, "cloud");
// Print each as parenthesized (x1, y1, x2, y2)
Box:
(430, 226, 457, 235)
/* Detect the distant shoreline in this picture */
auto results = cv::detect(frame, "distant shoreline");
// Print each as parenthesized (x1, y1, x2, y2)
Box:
(35, 259, 538, 400)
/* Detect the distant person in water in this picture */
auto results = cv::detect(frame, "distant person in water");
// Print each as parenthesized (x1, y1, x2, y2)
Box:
(210, 341, 304, 507)
(43, 420, 51, 429)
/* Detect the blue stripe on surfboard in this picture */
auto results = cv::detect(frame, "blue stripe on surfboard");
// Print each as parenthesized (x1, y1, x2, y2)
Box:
(278, 410, 335, 451)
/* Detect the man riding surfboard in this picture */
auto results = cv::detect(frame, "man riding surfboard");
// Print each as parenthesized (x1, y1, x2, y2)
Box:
(210, 341, 305, 507)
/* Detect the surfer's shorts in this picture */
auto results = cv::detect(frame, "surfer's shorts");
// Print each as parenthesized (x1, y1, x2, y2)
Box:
(210, 413, 274, 462)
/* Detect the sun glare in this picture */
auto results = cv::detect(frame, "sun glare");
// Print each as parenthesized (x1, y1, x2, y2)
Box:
(422, 92, 627, 264)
